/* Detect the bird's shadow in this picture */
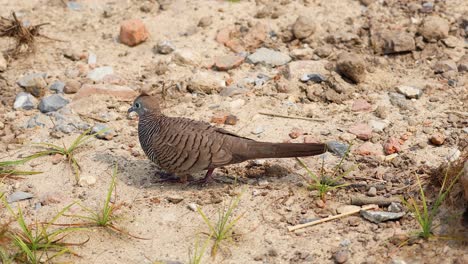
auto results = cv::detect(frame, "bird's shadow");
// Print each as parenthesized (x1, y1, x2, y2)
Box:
(92, 152, 297, 191)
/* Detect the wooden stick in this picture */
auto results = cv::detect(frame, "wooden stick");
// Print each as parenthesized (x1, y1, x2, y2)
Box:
(350, 195, 400, 206)
(287, 204, 378, 232)
(258, 112, 326, 122)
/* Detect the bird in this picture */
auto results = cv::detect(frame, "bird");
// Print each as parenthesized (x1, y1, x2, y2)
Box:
(128, 93, 328, 184)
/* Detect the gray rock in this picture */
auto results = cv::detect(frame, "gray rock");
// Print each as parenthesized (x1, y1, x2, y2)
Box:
(300, 73, 327, 83)
(156, 40, 175, 54)
(7, 191, 34, 203)
(87, 66, 114, 82)
(254, 74, 270, 86)
(388, 202, 403, 213)
(326, 141, 349, 157)
(367, 187, 377, 197)
(26, 114, 46, 128)
(247, 48, 291, 66)
(396, 85, 422, 99)
(389, 92, 414, 110)
(38, 95, 69, 113)
(360, 210, 405, 223)
(13, 92, 37, 110)
(91, 123, 115, 140)
(49, 81, 65, 93)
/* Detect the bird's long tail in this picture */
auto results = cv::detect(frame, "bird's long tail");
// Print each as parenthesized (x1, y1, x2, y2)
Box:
(240, 141, 327, 160)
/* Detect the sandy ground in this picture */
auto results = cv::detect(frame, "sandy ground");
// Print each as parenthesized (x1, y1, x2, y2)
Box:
(0, 0, 467, 263)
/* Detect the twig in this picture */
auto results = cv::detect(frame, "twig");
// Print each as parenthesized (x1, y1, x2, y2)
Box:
(350, 195, 400, 206)
(287, 204, 378, 232)
(444, 111, 468, 117)
(258, 112, 326, 122)
(78, 113, 108, 123)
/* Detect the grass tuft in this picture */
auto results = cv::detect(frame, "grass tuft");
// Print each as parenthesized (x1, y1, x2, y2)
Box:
(0, 157, 42, 180)
(197, 193, 243, 258)
(295, 145, 354, 202)
(26, 128, 106, 184)
(188, 235, 210, 264)
(403, 165, 463, 239)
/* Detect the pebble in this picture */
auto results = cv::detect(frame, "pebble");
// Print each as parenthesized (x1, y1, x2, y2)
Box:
(371, 30, 415, 54)
(433, 60, 457, 74)
(300, 73, 326, 83)
(369, 119, 388, 133)
(446, 148, 461, 162)
(367, 187, 377, 197)
(213, 54, 244, 71)
(348, 123, 372, 140)
(252, 126, 265, 135)
(292, 16, 316, 39)
(51, 153, 63, 164)
(352, 99, 372, 112)
(88, 52, 97, 65)
(389, 92, 414, 110)
(289, 127, 304, 139)
(64, 80, 81, 94)
(348, 216, 360, 226)
(79, 175, 97, 187)
(119, 19, 149, 46)
(247, 47, 291, 66)
(326, 141, 349, 157)
(360, 210, 405, 223)
(396, 85, 422, 99)
(49, 80, 65, 93)
(287, 60, 328, 81)
(7, 191, 34, 203)
(211, 112, 228, 124)
(374, 105, 388, 119)
(187, 203, 198, 211)
(74, 84, 137, 101)
(336, 205, 360, 214)
(430, 133, 445, 145)
(333, 249, 349, 264)
(336, 52, 366, 83)
(166, 195, 184, 204)
(0, 55, 7, 71)
(383, 137, 401, 155)
(388, 202, 403, 213)
(26, 114, 46, 128)
(92, 123, 115, 140)
(188, 71, 226, 94)
(87, 66, 114, 82)
(220, 85, 249, 97)
(38, 94, 70, 113)
(173, 49, 200, 66)
(17, 72, 47, 97)
(419, 16, 449, 41)
(290, 48, 314, 60)
(355, 142, 382, 156)
(198, 16, 212, 28)
(224, 115, 238, 125)
(458, 55, 468, 72)
(156, 40, 175, 54)
(13, 92, 37, 110)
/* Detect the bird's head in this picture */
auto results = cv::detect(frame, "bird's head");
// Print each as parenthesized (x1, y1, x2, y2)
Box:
(128, 93, 162, 116)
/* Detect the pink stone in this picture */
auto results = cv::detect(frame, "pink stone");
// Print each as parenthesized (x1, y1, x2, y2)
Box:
(355, 142, 383, 156)
(383, 137, 401, 155)
(352, 99, 372, 112)
(74, 84, 137, 101)
(348, 123, 373, 140)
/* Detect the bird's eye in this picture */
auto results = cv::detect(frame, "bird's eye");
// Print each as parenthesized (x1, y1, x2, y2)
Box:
(135, 102, 141, 108)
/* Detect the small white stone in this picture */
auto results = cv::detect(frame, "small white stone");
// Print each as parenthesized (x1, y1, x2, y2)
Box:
(187, 203, 198, 211)
(79, 176, 97, 186)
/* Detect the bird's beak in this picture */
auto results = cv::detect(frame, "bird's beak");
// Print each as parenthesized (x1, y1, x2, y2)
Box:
(127, 106, 135, 114)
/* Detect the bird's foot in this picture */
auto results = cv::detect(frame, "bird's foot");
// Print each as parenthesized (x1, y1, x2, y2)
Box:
(189, 169, 215, 186)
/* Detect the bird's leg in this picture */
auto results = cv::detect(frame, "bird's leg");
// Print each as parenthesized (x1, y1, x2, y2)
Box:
(155, 171, 186, 183)
(190, 168, 215, 186)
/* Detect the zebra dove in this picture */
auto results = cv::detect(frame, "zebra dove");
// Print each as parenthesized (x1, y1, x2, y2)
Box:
(128, 94, 327, 184)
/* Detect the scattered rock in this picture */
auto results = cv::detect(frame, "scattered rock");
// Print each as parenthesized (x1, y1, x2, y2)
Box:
(289, 127, 304, 139)
(336, 52, 366, 83)
(355, 142, 382, 156)
(433, 60, 457, 74)
(300, 73, 326, 83)
(290, 48, 314, 60)
(51, 153, 63, 164)
(430, 133, 445, 145)
(419, 16, 449, 41)
(187, 71, 226, 94)
(369, 119, 388, 133)
(64, 80, 81, 94)
(326, 141, 349, 157)
(216, 23, 267, 53)
(360, 210, 405, 223)
(224, 115, 238, 125)
(220, 85, 249, 97)
(211, 112, 228, 124)
(388, 202, 403, 213)
(156, 40, 175, 54)
(79, 175, 97, 186)
(13, 92, 37, 110)
(252, 126, 265, 135)
(0, 55, 7, 71)
(333, 249, 349, 264)
(374, 105, 388, 119)
(457, 55, 468, 72)
(389, 92, 414, 110)
(384, 137, 401, 155)
(348, 123, 372, 140)
(17, 73, 47, 97)
(396, 85, 422, 99)
(187, 203, 198, 211)
(87, 66, 114, 82)
(446, 148, 461, 163)
(292, 16, 316, 39)
(173, 49, 200, 66)
(49, 80, 65, 93)
(198, 16, 212, 28)
(247, 48, 291, 66)
(352, 99, 372, 112)
(92, 123, 115, 140)
(213, 55, 244, 71)
(336, 205, 360, 214)
(7, 191, 34, 203)
(38, 95, 69, 113)
(371, 30, 415, 55)
(166, 195, 184, 204)
(287, 60, 328, 81)
(119, 18, 149, 46)
(74, 84, 137, 101)
(367, 187, 377, 197)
